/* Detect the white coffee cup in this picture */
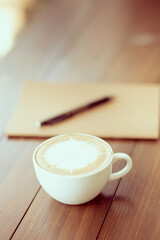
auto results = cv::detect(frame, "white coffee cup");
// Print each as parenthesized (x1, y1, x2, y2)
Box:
(33, 133, 132, 205)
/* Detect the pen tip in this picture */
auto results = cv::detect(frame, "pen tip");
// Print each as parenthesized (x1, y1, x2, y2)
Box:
(35, 121, 41, 128)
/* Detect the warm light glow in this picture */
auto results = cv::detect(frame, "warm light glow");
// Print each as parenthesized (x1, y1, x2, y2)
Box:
(0, 0, 38, 57)
(0, 5, 26, 56)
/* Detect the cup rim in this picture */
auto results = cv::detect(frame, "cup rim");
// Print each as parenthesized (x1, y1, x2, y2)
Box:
(33, 133, 113, 178)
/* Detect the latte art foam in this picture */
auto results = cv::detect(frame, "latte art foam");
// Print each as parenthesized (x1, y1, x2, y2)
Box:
(36, 134, 111, 175)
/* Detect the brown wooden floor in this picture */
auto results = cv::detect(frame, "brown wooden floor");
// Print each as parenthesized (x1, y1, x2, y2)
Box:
(0, 0, 160, 239)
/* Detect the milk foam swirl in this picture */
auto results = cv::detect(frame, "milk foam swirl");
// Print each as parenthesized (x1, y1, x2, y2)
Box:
(44, 138, 100, 172)
(36, 134, 110, 175)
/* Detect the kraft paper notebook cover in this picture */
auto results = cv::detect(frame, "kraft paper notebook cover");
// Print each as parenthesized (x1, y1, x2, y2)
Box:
(6, 81, 160, 139)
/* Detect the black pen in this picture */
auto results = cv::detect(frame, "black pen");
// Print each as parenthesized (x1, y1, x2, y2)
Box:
(35, 96, 113, 127)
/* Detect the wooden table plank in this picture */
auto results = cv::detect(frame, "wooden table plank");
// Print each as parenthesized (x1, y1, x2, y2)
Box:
(45, 0, 160, 83)
(45, 0, 136, 82)
(0, 138, 42, 240)
(106, 45, 160, 83)
(105, 0, 160, 83)
(98, 140, 160, 240)
(11, 141, 134, 240)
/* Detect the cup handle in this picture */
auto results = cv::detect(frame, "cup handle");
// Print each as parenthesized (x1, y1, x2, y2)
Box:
(109, 153, 132, 181)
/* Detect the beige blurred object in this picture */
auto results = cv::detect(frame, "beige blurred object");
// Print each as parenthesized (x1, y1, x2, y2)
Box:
(0, 0, 38, 9)
(0, 0, 38, 57)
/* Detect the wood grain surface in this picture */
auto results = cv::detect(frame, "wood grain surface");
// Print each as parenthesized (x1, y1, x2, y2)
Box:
(0, 0, 160, 239)
(98, 141, 160, 240)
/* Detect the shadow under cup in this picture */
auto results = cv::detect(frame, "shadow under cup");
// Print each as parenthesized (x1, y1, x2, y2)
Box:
(33, 133, 132, 205)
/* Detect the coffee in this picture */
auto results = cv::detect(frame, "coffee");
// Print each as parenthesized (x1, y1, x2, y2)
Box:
(35, 134, 111, 176)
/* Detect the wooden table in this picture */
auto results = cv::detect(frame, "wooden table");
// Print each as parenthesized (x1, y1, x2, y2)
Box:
(1, 0, 160, 239)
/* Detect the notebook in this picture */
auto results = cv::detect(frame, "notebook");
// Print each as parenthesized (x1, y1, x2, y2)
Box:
(6, 81, 160, 139)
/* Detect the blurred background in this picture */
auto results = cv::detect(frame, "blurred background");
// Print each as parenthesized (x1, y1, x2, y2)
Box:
(1, 0, 160, 86)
